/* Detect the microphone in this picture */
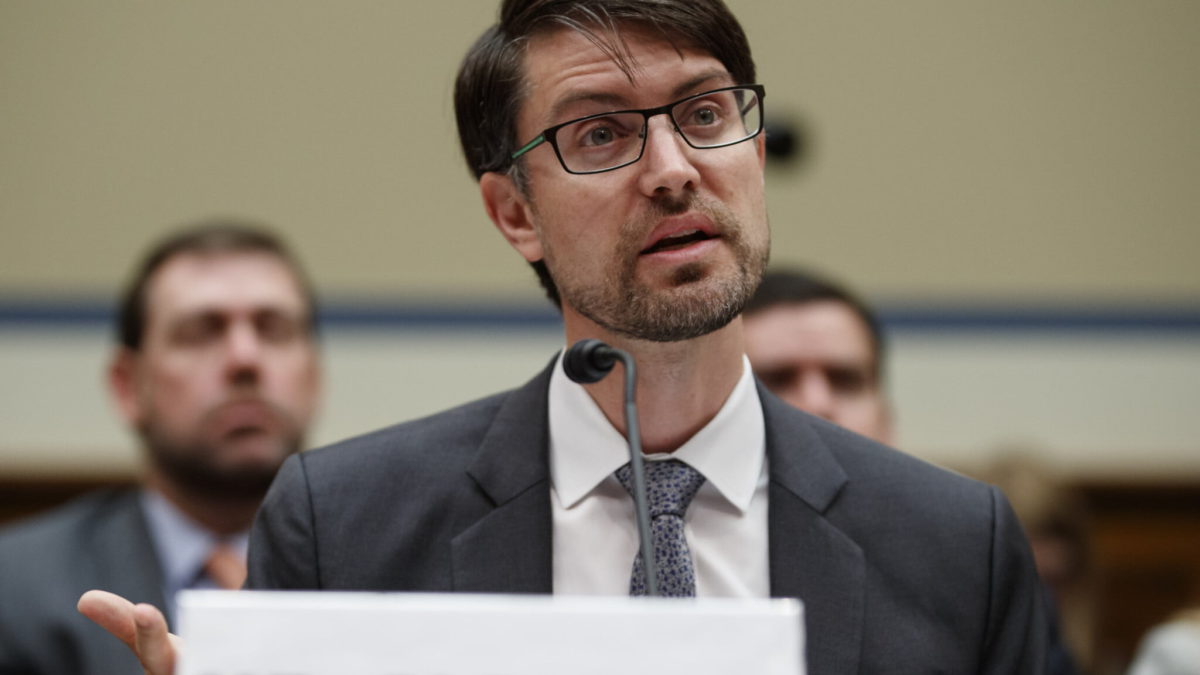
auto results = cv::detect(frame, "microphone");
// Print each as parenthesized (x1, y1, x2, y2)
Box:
(563, 339, 660, 597)
(562, 338, 618, 383)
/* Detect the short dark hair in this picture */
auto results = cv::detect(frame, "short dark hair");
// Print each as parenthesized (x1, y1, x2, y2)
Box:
(454, 0, 757, 307)
(116, 219, 317, 350)
(745, 268, 887, 380)
(455, 0, 756, 178)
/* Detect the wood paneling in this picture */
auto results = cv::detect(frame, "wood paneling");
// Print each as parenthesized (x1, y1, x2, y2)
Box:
(1080, 483, 1200, 674)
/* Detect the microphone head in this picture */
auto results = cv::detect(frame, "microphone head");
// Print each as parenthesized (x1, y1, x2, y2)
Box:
(563, 339, 618, 384)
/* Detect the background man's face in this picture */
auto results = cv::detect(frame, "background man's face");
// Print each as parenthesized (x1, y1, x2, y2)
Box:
(112, 251, 320, 497)
(744, 300, 892, 444)
(495, 25, 769, 342)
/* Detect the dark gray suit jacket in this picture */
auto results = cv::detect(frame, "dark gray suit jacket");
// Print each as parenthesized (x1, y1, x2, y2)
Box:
(0, 490, 168, 675)
(248, 362, 1047, 673)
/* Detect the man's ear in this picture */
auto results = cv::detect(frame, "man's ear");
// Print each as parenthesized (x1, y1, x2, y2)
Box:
(108, 348, 144, 427)
(480, 171, 544, 263)
(755, 133, 767, 171)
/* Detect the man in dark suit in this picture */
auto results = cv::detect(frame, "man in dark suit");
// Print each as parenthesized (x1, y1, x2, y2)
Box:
(0, 221, 321, 674)
(82, 1, 1048, 672)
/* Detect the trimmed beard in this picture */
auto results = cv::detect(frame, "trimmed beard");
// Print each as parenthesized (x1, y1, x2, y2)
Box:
(140, 418, 302, 501)
(543, 192, 768, 342)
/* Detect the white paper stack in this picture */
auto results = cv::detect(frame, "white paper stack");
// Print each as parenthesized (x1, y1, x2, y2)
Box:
(176, 590, 805, 675)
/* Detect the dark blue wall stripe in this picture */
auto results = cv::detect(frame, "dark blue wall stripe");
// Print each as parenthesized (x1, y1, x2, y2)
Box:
(1, 298, 1199, 335)
(876, 307, 1200, 334)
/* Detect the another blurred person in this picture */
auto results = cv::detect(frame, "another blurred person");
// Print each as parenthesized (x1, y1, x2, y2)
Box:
(985, 450, 1094, 672)
(1127, 608, 1200, 675)
(0, 221, 322, 675)
(743, 268, 892, 444)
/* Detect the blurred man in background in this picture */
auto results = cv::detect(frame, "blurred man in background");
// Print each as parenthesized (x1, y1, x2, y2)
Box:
(0, 221, 322, 675)
(743, 268, 892, 444)
(745, 266, 1083, 674)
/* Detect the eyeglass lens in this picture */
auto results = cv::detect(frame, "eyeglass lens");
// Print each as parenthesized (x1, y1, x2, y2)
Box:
(554, 87, 762, 173)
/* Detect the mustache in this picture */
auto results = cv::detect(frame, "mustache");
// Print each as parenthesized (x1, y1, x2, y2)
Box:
(203, 395, 290, 428)
(649, 191, 693, 216)
(627, 191, 736, 241)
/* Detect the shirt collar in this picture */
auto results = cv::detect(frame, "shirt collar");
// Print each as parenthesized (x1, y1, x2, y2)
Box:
(140, 489, 249, 595)
(548, 351, 765, 513)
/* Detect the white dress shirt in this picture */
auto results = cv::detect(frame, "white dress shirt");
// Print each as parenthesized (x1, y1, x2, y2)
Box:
(549, 352, 770, 597)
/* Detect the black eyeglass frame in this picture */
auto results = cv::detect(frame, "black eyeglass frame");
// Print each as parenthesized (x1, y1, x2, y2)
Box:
(508, 84, 766, 175)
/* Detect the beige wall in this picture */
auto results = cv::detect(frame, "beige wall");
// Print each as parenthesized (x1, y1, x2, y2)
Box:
(751, 1, 1200, 302)
(2, 1, 1197, 301)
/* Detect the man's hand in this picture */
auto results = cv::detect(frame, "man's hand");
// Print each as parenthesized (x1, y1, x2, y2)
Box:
(77, 590, 180, 675)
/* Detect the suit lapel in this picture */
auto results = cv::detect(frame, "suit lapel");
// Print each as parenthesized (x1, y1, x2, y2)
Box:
(89, 491, 169, 606)
(451, 361, 556, 593)
(83, 490, 173, 671)
(761, 384, 865, 674)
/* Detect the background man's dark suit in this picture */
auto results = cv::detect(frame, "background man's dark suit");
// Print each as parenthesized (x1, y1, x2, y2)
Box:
(248, 360, 1048, 674)
(0, 491, 167, 675)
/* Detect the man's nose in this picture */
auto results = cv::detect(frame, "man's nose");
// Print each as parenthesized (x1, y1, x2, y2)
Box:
(636, 115, 701, 197)
(223, 322, 263, 382)
(794, 371, 836, 421)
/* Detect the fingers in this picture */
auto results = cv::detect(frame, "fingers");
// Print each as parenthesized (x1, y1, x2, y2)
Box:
(77, 589, 138, 649)
(133, 603, 177, 675)
(78, 590, 177, 675)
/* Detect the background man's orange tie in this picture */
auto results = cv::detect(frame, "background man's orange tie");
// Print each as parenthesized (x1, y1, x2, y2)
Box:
(203, 543, 247, 590)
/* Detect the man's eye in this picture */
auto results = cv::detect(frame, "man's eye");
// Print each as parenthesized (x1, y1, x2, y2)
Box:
(173, 316, 222, 345)
(754, 367, 793, 389)
(585, 126, 615, 146)
(828, 368, 869, 395)
(565, 114, 638, 150)
(691, 107, 718, 126)
(257, 313, 303, 343)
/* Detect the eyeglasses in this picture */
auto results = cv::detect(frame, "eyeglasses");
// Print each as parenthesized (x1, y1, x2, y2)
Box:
(510, 84, 765, 175)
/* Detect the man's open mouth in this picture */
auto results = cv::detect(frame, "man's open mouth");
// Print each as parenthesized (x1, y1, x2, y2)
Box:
(641, 229, 716, 254)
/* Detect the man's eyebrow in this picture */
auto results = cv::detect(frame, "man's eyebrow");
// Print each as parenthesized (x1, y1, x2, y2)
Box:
(546, 92, 631, 126)
(669, 70, 735, 100)
(544, 69, 736, 126)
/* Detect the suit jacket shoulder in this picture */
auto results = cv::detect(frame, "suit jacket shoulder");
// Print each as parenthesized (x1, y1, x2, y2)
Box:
(0, 489, 167, 675)
(759, 386, 1047, 673)
(248, 362, 556, 594)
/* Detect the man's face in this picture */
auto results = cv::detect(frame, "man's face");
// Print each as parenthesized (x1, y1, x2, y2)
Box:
(484, 25, 769, 342)
(744, 301, 892, 444)
(111, 251, 320, 498)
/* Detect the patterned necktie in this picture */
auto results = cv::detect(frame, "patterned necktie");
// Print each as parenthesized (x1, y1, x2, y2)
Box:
(614, 459, 707, 597)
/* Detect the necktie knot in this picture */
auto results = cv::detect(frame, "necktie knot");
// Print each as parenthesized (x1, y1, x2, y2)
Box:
(615, 459, 706, 518)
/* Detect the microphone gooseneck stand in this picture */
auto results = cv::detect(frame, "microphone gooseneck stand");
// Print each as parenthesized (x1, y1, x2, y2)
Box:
(563, 339, 659, 597)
